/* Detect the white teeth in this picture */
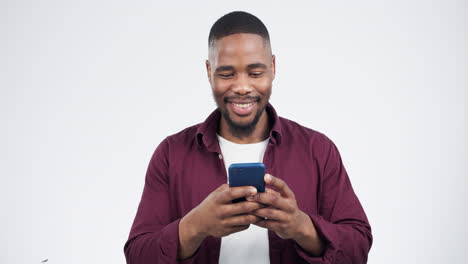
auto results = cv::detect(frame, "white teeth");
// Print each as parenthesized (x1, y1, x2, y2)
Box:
(234, 102, 253, 108)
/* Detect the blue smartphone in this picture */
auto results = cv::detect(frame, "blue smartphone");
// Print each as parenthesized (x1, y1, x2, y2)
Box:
(228, 162, 266, 203)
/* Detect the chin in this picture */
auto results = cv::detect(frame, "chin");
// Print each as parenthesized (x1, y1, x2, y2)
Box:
(231, 118, 256, 128)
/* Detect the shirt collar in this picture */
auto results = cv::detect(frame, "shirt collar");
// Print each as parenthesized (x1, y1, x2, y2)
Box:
(196, 102, 283, 152)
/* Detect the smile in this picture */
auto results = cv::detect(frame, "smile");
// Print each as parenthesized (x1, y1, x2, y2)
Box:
(233, 102, 254, 108)
(228, 101, 257, 116)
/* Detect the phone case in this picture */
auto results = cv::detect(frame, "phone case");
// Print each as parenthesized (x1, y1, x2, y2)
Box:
(228, 163, 266, 203)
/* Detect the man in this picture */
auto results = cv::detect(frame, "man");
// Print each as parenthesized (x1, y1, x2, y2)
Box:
(124, 11, 372, 264)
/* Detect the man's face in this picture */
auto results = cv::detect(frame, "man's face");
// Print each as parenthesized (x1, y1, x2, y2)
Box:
(206, 33, 276, 132)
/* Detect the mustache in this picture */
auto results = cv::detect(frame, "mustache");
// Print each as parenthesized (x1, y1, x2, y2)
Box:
(224, 96, 260, 102)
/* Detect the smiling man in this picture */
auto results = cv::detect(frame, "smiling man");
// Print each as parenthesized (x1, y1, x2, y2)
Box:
(124, 11, 372, 264)
(209, 32, 273, 142)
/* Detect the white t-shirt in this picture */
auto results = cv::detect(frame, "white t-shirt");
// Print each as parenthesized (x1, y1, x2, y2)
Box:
(217, 134, 270, 264)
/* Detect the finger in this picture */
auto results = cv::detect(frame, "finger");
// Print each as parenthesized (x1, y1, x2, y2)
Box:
(223, 201, 265, 216)
(265, 187, 281, 196)
(265, 174, 295, 199)
(254, 219, 281, 233)
(223, 214, 262, 227)
(215, 184, 229, 192)
(246, 187, 279, 201)
(218, 186, 257, 204)
(251, 208, 288, 222)
(252, 192, 292, 212)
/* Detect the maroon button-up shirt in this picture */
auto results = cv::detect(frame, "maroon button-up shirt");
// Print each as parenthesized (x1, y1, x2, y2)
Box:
(124, 103, 372, 264)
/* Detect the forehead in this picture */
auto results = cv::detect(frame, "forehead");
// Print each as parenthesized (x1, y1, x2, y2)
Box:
(209, 33, 271, 66)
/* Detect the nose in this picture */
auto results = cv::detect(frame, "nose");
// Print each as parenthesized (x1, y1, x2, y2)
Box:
(231, 73, 253, 95)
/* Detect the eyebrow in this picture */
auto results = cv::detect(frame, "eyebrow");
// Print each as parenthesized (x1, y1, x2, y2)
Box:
(215, 65, 235, 72)
(247, 63, 267, 70)
(215, 63, 268, 72)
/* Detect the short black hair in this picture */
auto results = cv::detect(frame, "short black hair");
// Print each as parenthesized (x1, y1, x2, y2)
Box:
(208, 11, 270, 47)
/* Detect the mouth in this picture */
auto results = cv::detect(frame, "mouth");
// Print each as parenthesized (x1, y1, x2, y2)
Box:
(226, 100, 258, 116)
(232, 102, 254, 108)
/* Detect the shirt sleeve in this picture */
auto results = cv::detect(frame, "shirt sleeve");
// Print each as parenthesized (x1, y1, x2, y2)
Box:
(295, 135, 373, 263)
(123, 138, 198, 264)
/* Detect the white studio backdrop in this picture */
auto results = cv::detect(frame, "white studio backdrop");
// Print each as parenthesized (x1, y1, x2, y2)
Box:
(1, 0, 466, 263)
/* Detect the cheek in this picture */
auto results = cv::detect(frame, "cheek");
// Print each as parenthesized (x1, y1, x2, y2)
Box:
(212, 80, 230, 97)
(255, 78, 273, 94)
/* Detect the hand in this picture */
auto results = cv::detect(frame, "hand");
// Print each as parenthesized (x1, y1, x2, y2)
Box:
(248, 174, 324, 256)
(178, 184, 264, 259)
(190, 184, 265, 237)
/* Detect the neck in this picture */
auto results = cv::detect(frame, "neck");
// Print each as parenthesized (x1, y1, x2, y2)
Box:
(219, 110, 270, 144)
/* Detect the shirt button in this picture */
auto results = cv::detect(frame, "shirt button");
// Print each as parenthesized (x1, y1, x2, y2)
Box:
(218, 154, 223, 159)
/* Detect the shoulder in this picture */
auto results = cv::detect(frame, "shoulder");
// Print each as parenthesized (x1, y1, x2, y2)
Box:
(153, 122, 204, 159)
(278, 116, 333, 148)
(164, 123, 201, 145)
(277, 116, 341, 164)
(278, 116, 344, 171)
(149, 122, 202, 165)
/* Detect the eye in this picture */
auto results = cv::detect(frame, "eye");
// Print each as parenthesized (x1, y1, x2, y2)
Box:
(250, 72, 264, 77)
(218, 73, 234, 79)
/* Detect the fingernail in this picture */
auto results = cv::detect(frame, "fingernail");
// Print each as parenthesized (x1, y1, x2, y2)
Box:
(250, 188, 257, 195)
(265, 174, 271, 181)
(246, 196, 255, 201)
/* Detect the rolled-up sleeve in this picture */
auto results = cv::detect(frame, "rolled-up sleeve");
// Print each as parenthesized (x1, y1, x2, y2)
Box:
(124, 138, 198, 264)
(295, 135, 373, 263)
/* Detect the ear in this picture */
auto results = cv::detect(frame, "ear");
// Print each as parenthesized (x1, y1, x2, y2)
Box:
(271, 54, 276, 80)
(205, 59, 212, 83)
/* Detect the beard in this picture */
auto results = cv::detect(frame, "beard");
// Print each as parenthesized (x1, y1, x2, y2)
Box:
(220, 101, 266, 139)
